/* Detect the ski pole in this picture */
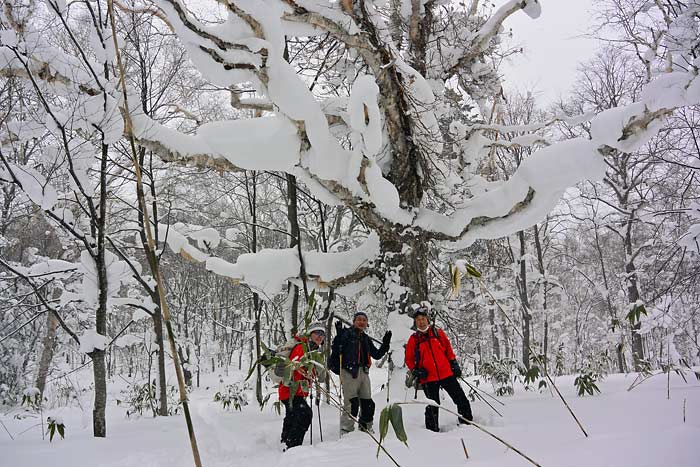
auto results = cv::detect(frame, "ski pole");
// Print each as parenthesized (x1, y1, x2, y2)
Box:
(316, 382, 323, 442)
(339, 354, 343, 437)
(386, 351, 392, 403)
(309, 385, 313, 446)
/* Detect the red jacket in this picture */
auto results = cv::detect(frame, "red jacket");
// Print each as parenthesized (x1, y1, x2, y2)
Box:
(405, 327, 456, 384)
(278, 336, 313, 401)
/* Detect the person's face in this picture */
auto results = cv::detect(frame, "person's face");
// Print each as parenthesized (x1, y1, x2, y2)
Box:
(353, 315, 368, 331)
(310, 330, 325, 346)
(415, 315, 429, 330)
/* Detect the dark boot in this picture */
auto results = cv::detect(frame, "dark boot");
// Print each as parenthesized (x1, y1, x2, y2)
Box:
(442, 376, 473, 423)
(281, 399, 293, 444)
(425, 405, 440, 432)
(284, 396, 312, 449)
(358, 398, 375, 432)
(350, 397, 360, 418)
(422, 381, 441, 432)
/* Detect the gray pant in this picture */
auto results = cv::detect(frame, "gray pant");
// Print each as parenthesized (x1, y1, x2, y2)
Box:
(340, 368, 373, 433)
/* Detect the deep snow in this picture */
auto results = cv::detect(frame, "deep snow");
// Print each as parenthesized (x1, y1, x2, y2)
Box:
(1, 368, 698, 467)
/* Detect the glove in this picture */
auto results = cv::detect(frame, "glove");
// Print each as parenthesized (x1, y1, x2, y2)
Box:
(413, 368, 428, 380)
(335, 320, 344, 336)
(382, 330, 392, 346)
(449, 360, 462, 378)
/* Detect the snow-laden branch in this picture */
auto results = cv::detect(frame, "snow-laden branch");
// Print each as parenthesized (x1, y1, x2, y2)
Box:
(444, 0, 541, 78)
(158, 223, 380, 298)
(131, 111, 301, 172)
(420, 69, 700, 247)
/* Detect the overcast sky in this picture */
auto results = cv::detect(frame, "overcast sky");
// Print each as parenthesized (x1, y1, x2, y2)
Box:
(498, 0, 599, 104)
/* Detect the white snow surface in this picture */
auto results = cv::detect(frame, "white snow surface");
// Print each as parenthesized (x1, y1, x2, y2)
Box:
(1, 369, 698, 466)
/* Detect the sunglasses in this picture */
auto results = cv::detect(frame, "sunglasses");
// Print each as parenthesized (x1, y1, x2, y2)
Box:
(311, 330, 326, 337)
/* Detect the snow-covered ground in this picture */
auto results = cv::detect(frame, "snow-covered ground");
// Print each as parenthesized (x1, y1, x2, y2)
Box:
(2, 368, 698, 467)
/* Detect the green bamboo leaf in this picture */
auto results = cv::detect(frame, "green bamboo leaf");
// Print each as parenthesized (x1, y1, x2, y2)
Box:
(57, 424, 64, 439)
(377, 406, 391, 458)
(48, 424, 55, 442)
(465, 264, 482, 278)
(389, 404, 408, 446)
(283, 363, 295, 385)
(244, 359, 259, 381)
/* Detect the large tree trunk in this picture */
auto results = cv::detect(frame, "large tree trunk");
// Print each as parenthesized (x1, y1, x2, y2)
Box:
(488, 307, 501, 361)
(381, 235, 429, 312)
(517, 231, 531, 369)
(627, 258, 645, 370)
(286, 173, 300, 337)
(623, 208, 645, 371)
(35, 311, 58, 398)
(92, 142, 109, 438)
(533, 225, 548, 374)
(91, 349, 107, 437)
(153, 306, 168, 416)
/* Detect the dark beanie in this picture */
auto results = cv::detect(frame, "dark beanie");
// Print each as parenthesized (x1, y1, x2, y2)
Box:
(413, 307, 429, 320)
(353, 311, 368, 321)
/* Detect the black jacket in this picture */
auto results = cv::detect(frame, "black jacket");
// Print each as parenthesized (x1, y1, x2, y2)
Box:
(330, 327, 388, 374)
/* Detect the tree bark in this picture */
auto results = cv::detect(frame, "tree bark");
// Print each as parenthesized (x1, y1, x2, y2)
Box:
(153, 306, 168, 416)
(517, 231, 531, 369)
(488, 307, 501, 361)
(533, 225, 548, 373)
(286, 173, 300, 336)
(91, 349, 107, 437)
(35, 311, 58, 398)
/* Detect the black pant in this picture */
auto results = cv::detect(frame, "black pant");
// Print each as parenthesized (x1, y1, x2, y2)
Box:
(423, 376, 473, 432)
(281, 396, 312, 448)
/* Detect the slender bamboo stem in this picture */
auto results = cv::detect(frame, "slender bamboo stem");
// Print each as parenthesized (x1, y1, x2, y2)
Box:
(460, 376, 506, 407)
(478, 280, 589, 438)
(460, 438, 469, 459)
(106, 3, 202, 465)
(314, 383, 401, 467)
(459, 377, 503, 418)
(399, 402, 541, 466)
(0, 418, 14, 440)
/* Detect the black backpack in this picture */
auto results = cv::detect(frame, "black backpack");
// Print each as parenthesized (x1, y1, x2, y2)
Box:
(328, 333, 342, 375)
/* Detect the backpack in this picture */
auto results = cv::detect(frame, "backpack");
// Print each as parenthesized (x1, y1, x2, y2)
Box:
(328, 328, 346, 375)
(328, 346, 340, 375)
(262, 338, 301, 384)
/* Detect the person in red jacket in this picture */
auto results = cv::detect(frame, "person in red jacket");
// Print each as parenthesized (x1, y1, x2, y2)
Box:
(405, 307, 473, 432)
(279, 322, 325, 449)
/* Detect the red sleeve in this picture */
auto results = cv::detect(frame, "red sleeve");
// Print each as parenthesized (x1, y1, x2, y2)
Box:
(289, 343, 308, 382)
(405, 335, 416, 369)
(289, 343, 305, 362)
(438, 329, 456, 361)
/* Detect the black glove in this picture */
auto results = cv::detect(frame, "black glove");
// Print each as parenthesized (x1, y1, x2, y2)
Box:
(413, 368, 428, 380)
(335, 319, 344, 336)
(382, 330, 392, 346)
(449, 360, 462, 378)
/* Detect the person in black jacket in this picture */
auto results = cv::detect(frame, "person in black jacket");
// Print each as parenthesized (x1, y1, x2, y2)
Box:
(330, 311, 391, 435)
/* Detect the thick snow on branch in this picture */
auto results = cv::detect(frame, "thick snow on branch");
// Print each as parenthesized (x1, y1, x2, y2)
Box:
(420, 63, 700, 246)
(160, 223, 379, 298)
(79, 329, 108, 354)
(418, 138, 606, 246)
(679, 202, 700, 255)
(76, 250, 132, 308)
(0, 162, 58, 210)
(132, 113, 301, 172)
(305, 232, 379, 282)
